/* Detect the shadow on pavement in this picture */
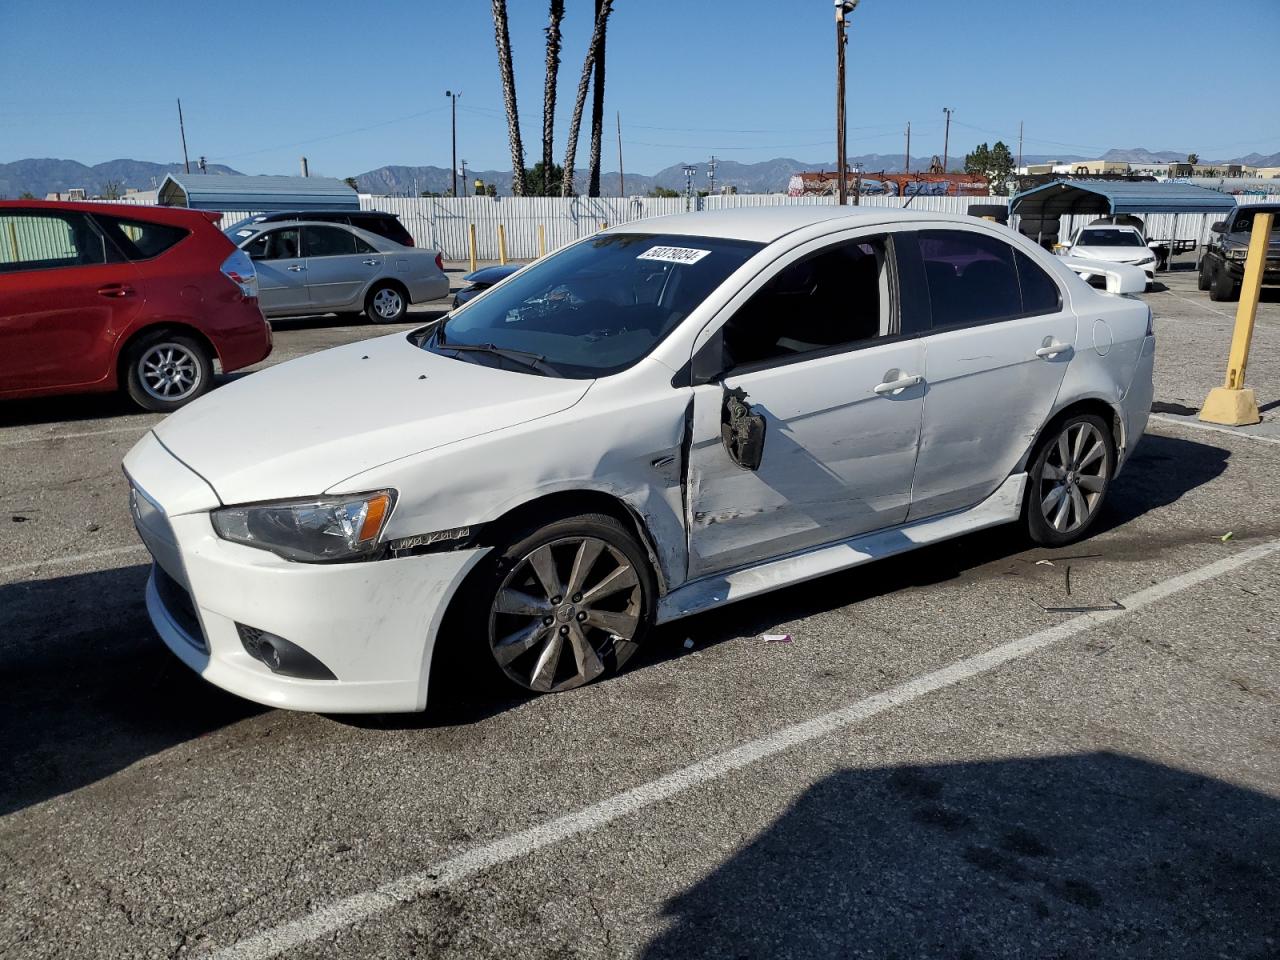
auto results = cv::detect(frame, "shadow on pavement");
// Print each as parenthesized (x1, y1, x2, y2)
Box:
(0, 563, 264, 816)
(643, 753, 1280, 959)
(0, 391, 141, 428)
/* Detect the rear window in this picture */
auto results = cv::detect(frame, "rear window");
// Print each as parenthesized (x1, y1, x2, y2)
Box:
(94, 215, 189, 260)
(1078, 229, 1143, 247)
(918, 229, 1022, 327)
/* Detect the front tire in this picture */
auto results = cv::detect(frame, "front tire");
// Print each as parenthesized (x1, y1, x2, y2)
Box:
(1197, 258, 1212, 291)
(365, 283, 408, 323)
(1209, 262, 1238, 302)
(477, 513, 655, 695)
(123, 332, 214, 412)
(1026, 413, 1115, 547)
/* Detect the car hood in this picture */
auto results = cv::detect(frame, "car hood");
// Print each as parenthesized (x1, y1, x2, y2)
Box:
(1070, 246, 1154, 263)
(154, 334, 592, 505)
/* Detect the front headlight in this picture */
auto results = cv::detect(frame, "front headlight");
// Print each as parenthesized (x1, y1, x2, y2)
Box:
(1136, 255, 1156, 266)
(1226, 248, 1248, 261)
(212, 490, 396, 562)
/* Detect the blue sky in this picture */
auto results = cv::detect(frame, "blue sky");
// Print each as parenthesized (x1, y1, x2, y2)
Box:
(2, 0, 1277, 177)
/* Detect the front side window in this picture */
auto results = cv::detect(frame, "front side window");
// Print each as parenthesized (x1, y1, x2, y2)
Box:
(918, 229, 1023, 328)
(0, 211, 109, 273)
(424, 232, 762, 378)
(721, 236, 893, 369)
(303, 225, 356, 258)
(94, 215, 188, 260)
(1077, 229, 1144, 247)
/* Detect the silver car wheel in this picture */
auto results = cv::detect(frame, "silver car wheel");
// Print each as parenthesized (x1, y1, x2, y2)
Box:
(488, 536, 642, 693)
(1038, 421, 1109, 534)
(372, 287, 403, 319)
(137, 342, 202, 402)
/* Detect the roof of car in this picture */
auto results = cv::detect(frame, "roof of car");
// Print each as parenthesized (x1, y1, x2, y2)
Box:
(254, 210, 398, 220)
(604, 206, 973, 244)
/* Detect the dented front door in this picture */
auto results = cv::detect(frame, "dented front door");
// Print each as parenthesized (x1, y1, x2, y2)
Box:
(685, 340, 926, 579)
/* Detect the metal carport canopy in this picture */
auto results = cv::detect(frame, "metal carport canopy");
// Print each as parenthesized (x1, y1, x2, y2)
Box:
(1010, 179, 1237, 218)
(156, 174, 359, 212)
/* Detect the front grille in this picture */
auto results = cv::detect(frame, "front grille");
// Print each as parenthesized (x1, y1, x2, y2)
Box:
(153, 565, 207, 652)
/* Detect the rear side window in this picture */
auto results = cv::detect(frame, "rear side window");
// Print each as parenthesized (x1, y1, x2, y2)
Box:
(354, 215, 413, 246)
(94, 215, 188, 260)
(1014, 250, 1062, 316)
(0, 210, 111, 273)
(303, 225, 356, 257)
(918, 230, 1023, 328)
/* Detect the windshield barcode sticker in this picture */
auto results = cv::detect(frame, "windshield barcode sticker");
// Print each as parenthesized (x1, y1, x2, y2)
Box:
(638, 246, 711, 265)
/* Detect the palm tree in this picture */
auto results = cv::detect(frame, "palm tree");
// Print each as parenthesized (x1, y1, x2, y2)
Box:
(491, 0, 527, 196)
(587, 0, 611, 197)
(541, 0, 565, 196)
(561, 0, 613, 196)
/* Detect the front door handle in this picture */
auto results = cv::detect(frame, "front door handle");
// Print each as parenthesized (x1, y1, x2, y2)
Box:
(287, 264, 305, 272)
(97, 283, 134, 298)
(1035, 341, 1070, 358)
(873, 372, 924, 395)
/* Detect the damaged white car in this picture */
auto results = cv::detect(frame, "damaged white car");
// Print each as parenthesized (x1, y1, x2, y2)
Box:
(124, 207, 1155, 713)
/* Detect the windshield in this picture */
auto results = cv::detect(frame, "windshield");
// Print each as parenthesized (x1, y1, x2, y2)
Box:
(1230, 213, 1280, 236)
(1078, 229, 1143, 247)
(423, 232, 762, 377)
(223, 216, 268, 235)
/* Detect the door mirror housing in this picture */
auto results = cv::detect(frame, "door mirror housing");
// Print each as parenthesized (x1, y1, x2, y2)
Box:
(1210, 221, 1226, 234)
(721, 387, 766, 471)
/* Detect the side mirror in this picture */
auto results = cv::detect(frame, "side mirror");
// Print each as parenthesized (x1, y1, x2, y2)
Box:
(1210, 222, 1226, 234)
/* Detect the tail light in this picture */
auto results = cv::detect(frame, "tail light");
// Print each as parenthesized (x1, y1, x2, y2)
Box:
(220, 249, 259, 301)
(435, 252, 444, 272)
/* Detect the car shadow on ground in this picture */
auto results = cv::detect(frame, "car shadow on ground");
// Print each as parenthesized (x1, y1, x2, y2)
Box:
(641, 753, 1280, 959)
(0, 391, 143, 428)
(0, 563, 264, 816)
(409, 433, 1232, 730)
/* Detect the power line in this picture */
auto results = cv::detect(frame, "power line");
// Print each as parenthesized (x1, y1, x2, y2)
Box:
(210, 105, 449, 161)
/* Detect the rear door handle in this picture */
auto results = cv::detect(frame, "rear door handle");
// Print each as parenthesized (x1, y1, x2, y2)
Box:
(873, 372, 923, 395)
(1035, 341, 1070, 358)
(97, 283, 134, 298)
(287, 264, 305, 272)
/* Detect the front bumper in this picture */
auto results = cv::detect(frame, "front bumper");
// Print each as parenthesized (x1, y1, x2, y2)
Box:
(124, 431, 487, 713)
(1223, 259, 1280, 284)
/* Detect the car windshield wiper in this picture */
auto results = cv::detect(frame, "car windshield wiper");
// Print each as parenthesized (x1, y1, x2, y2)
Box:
(436, 337, 564, 378)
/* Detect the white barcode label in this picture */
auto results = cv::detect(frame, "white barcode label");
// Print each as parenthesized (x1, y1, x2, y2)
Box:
(637, 245, 711, 265)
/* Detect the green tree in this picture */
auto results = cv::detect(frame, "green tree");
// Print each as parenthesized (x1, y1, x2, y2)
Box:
(485, 183, 498, 198)
(1187, 153, 1199, 165)
(18, 190, 36, 199)
(343, 176, 360, 191)
(647, 186, 680, 198)
(964, 141, 1015, 195)
(525, 161, 565, 196)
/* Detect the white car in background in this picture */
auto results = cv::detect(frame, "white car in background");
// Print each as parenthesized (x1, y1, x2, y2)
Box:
(124, 207, 1155, 714)
(1064, 224, 1159, 287)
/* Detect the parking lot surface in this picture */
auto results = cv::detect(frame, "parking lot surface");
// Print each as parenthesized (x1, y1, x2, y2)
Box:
(2, 265, 1279, 959)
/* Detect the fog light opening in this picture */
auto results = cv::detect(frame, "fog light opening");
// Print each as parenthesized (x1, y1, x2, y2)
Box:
(235, 623, 337, 681)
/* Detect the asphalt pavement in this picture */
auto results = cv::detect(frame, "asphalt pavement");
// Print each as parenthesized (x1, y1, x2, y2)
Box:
(1, 263, 1278, 960)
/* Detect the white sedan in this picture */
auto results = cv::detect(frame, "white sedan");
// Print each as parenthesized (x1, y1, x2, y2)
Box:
(1064, 224, 1160, 286)
(124, 207, 1155, 713)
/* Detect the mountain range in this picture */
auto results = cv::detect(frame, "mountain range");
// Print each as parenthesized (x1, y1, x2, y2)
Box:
(3, 148, 1276, 200)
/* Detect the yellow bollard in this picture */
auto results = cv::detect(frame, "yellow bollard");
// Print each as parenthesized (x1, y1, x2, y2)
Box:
(600, 221, 608, 231)
(497, 223, 508, 265)
(467, 223, 478, 274)
(1200, 211, 1273, 426)
(537, 224, 546, 259)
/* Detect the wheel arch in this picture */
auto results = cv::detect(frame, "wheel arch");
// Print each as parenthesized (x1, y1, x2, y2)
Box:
(114, 321, 220, 388)
(1019, 396, 1125, 475)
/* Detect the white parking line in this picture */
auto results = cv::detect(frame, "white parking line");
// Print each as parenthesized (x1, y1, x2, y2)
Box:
(1154, 290, 1235, 320)
(0, 544, 148, 579)
(0, 422, 157, 447)
(1149, 413, 1280, 447)
(206, 538, 1280, 960)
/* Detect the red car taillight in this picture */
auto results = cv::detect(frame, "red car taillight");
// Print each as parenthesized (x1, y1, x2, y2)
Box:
(220, 249, 259, 301)
(435, 252, 444, 272)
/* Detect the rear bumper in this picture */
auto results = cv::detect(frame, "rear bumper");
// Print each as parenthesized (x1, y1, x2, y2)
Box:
(210, 298, 272, 372)
(1121, 335, 1155, 471)
(406, 275, 451, 304)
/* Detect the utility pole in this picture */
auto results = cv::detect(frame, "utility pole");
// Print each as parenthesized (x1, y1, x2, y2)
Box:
(904, 121, 911, 173)
(707, 155, 718, 196)
(682, 164, 696, 210)
(445, 90, 460, 197)
(459, 159, 469, 196)
(942, 107, 953, 173)
(1017, 120, 1024, 171)
(616, 112, 625, 197)
(834, 1, 858, 205)
(177, 98, 190, 174)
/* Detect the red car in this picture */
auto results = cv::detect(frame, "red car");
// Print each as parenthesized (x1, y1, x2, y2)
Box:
(0, 200, 271, 412)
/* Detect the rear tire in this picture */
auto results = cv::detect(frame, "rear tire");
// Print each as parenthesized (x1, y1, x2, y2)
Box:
(1209, 262, 1238, 302)
(1025, 412, 1115, 547)
(365, 283, 408, 323)
(123, 332, 214, 412)
(470, 512, 656, 695)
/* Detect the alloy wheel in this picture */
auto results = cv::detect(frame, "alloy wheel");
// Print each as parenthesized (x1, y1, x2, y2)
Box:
(137, 342, 202, 402)
(1038, 421, 1108, 534)
(488, 536, 643, 693)
(372, 288, 403, 319)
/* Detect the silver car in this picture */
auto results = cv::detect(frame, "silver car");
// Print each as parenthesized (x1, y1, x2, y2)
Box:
(228, 221, 450, 323)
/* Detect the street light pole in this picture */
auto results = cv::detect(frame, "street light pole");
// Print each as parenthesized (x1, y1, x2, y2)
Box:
(834, 1, 857, 206)
(942, 106, 953, 173)
(445, 90, 460, 197)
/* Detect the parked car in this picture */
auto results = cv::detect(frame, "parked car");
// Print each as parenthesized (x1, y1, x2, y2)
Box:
(452, 263, 522, 308)
(230, 221, 449, 323)
(1063, 223, 1159, 288)
(1197, 203, 1280, 302)
(225, 209, 415, 248)
(124, 207, 1154, 713)
(0, 200, 270, 412)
